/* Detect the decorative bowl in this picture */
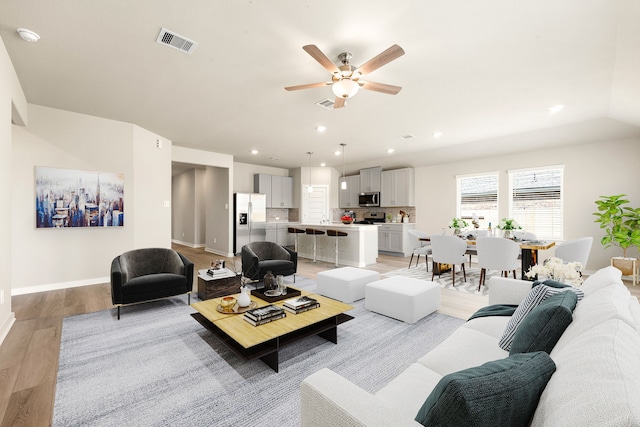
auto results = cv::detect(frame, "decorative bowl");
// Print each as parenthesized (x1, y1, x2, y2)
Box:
(220, 296, 237, 312)
(341, 219, 354, 225)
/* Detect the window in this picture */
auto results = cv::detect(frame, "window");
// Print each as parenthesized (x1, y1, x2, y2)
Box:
(508, 165, 563, 240)
(456, 173, 499, 229)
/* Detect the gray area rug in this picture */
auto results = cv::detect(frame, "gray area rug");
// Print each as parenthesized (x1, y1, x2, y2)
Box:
(383, 265, 517, 296)
(53, 276, 465, 427)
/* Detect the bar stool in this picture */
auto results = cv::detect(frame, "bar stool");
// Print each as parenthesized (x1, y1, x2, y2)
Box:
(327, 229, 348, 267)
(305, 228, 326, 262)
(287, 227, 305, 252)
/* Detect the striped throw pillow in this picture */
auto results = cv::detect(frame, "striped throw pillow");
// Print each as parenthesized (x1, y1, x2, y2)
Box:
(499, 284, 584, 351)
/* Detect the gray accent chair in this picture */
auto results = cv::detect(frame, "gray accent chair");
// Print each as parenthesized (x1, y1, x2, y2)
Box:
(110, 248, 194, 319)
(241, 241, 297, 284)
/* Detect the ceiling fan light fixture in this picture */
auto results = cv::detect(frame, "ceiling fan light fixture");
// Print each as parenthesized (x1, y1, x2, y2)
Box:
(332, 79, 359, 99)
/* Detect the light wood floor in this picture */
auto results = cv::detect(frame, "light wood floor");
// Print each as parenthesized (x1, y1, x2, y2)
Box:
(1, 243, 638, 426)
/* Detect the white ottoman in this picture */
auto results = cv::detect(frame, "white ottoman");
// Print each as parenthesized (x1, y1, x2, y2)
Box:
(365, 277, 441, 323)
(317, 267, 380, 303)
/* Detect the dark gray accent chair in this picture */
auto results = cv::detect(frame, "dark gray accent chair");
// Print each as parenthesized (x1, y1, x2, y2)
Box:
(241, 241, 297, 284)
(110, 248, 194, 319)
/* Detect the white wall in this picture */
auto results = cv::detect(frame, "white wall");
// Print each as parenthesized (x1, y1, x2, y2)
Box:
(11, 104, 171, 294)
(0, 35, 26, 343)
(233, 162, 289, 193)
(172, 169, 196, 244)
(414, 136, 640, 271)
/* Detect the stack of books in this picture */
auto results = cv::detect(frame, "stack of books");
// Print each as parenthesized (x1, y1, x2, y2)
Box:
(283, 296, 320, 314)
(243, 304, 286, 326)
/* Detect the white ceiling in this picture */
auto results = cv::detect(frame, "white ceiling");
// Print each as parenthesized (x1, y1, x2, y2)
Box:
(2, 0, 640, 174)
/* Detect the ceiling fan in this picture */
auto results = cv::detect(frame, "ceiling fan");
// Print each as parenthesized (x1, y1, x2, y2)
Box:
(285, 44, 405, 109)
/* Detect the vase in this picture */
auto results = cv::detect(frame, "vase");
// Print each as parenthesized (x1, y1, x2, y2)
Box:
(504, 230, 512, 239)
(263, 270, 276, 291)
(237, 285, 251, 307)
(454, 228, 461, 236)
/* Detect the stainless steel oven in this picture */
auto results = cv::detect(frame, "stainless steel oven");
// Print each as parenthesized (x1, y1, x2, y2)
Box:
(358, 192, 380, 207)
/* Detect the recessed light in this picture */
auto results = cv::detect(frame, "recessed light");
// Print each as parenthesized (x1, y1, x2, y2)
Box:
(432, 132, 443, 138)
(316, 125, 327, 132)
(334, 150, 341, 156)
(549, 105, 565, 114)
(17, 28, 40, 42)
(387, 149, 395, 154)
(251, 150, 258, 155)
(320, 163, 326, 167)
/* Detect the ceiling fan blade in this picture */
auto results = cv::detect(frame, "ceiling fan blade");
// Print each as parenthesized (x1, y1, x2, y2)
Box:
(353, 44, 405, 76)
(284, 82, 330, 91)
(333, 97, 346, 109)
(303, 45, 340, 74)
(360, 81, 402, 95)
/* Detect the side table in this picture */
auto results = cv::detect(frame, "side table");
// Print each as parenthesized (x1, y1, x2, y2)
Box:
(197, 268, 241, 300)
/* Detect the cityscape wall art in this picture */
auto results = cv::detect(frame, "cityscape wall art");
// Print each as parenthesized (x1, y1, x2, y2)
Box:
(35, 166, 125, 228)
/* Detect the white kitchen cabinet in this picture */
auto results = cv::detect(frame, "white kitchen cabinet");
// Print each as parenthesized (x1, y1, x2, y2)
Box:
(254, 174, 293, 208)
(265, 223, 277, 243)
(339, 175, 361, 208)
(378, 223, 416, 256)
(381, 168, 415, 207)
(359, 167, 382, 193)
(254, 174, 272, 207)
(272, 175, 293, 208)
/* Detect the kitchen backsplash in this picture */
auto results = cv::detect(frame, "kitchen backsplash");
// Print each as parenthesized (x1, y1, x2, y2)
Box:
(332, 207, 416, 222)
(266, 208, 300, 222)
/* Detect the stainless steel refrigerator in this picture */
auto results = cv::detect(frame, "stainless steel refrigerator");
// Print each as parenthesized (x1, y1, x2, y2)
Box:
(233, 193, 267, 254)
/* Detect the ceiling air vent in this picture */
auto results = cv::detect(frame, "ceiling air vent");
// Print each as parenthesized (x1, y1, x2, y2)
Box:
(156, 28, 198, 55)
(316, 99, 335, 110)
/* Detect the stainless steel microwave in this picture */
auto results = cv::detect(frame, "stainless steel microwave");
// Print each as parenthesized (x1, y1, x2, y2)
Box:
(358, 192, 380, 207)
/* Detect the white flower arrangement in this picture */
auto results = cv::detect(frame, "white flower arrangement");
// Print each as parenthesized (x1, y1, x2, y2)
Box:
(449, 218, 469, 229)
(496, 218, 522, 231)
(525, 257, 584, 285)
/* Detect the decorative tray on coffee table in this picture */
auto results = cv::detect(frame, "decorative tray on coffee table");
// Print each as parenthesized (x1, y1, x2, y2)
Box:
(253, 287, 301, 302)
(216, 301, 257, 314)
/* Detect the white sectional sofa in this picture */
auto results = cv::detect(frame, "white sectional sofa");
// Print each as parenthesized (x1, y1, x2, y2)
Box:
(300, 266, 640, 426)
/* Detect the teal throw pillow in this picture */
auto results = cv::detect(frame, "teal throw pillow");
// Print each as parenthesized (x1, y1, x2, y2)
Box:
(415, 352, 556, 427)
(509, 290, 577, 355)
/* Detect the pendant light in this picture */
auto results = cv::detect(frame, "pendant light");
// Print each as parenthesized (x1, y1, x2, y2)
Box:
(307, 151, 313, 193)
(340, 143, 347, 190)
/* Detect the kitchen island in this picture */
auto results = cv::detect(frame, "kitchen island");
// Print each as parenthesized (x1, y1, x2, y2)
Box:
(296, 223, 379, 267)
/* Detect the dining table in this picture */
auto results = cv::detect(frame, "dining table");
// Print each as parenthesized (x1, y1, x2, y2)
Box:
(420, 236, 556, 280)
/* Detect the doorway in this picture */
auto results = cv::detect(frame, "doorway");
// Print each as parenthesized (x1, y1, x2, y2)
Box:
(302, 185, 328, 224)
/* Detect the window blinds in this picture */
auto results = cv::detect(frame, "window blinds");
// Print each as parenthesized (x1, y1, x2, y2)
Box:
(508, 166, 563, 240)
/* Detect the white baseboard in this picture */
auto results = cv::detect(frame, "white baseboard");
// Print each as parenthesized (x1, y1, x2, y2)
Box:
(204, 247, 234, 257)
(171, 239, 206, 249)
(0, 312, 16, 346)
(11, 276, 110, 296)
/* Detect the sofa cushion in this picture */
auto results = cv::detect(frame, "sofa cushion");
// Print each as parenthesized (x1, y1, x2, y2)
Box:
(415, 351, 556, 427)
(509, 290, 577, 355)
(375, 363, 444, 418)
(580, 265, 622, 296)
(499, 284, 582, 351)
(555, 281, 638, 349)
(531, 320, 640, 427)
(417, 326, 508, 376)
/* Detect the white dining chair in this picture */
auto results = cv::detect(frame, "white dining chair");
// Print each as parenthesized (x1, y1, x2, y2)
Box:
(465, 230, 488, 266)
(513, 231, 537, 241)
(407, 229, 431, 270)
(555, 237, 593, 267)
(430, 235, 467, 286)
(476, 237, 521, 291)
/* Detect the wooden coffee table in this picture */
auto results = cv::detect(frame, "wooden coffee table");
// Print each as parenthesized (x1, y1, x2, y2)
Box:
(190, 289, 354, 372)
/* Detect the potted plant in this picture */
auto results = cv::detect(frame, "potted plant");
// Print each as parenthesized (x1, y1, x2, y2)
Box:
(496, 218, 522, 239)
(593, 194, 640, 275)
(448, 218, 469, 235)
